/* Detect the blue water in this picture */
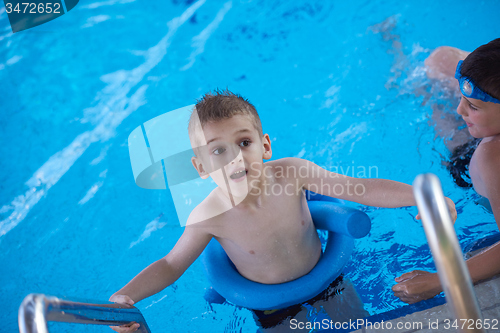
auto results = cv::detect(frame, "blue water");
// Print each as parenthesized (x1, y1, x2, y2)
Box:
(1, 0, 500, 332)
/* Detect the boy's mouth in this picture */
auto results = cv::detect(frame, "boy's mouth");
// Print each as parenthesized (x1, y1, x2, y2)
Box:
(230, 169, 247, 180)
(462, 117, 473, 127)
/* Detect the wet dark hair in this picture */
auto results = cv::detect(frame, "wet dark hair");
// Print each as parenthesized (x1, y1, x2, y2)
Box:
(446, 138, 481, 188)
(190, 89, 263, 138)
(460, 38, 500, 100)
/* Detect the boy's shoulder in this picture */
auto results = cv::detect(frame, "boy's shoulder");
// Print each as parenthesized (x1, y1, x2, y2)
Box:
(264, 157, 318, 179)
(265, 157, 309, 168)
(187, 187, 232, 226)
(475, 136, 500, 174)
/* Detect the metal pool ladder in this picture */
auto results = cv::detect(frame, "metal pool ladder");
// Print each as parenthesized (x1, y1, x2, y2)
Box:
(18, 293, 151, 333)
(413, 173, 485, 333)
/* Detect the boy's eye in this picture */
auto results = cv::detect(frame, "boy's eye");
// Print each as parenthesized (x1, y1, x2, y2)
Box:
(239, 140, 251, 147)
(469, 103, 478, 111)
(213, 147, 226, 155)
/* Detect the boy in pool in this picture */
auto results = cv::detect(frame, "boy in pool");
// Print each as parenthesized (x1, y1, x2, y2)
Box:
(393, 38, 500, 303)
(110, 90, 457, 332)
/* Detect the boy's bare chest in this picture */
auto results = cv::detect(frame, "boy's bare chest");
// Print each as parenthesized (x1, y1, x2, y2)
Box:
(214, 194, 315, 253)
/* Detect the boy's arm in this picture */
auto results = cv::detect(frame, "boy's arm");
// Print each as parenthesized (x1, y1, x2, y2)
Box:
(392, 241, 500, 304)
(110, 225, 212, 304)
(288, 157, 416, 207)
(285, 158, 412, 207)
(393, 144, 500, 304)
(285, 157, 456, 219)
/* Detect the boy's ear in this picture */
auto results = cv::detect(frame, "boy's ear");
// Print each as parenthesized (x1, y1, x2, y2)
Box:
(191, 156, 210, 179)
(262, 134, 272, 160)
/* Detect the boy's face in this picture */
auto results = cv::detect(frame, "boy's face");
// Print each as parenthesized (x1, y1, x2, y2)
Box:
(457, 96, 500, 138)
(191, 114, 272, 199)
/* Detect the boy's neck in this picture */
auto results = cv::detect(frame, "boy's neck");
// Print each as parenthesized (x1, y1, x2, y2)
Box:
(480, 133, 500, 144)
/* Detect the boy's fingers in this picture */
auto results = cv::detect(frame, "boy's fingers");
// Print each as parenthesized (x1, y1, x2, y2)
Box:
(395, 273, 412, 282)
(110, 326, 128, 333)
(394, 270, 422, 282)
(110, 322, 140, 333)
(392, 281, 421, 304)
(444, 197, 457, 222)
(110, 295, 135, 306)
(451, 210, 458, 223)
(392, 283, 403, 291)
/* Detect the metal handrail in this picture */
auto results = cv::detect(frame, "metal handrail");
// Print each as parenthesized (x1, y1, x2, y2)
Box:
(413, 173, 485, 333)
(18, 294, 151, 333)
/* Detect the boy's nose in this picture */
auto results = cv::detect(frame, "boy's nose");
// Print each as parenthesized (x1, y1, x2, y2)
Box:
(231, 156, 243, 164)
(230, 152, 243, 164)
(456, 97, 468, 116)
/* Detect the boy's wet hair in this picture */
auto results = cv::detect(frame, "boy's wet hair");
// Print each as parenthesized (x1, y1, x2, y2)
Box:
(188, 89, 263, 146)
(461, 38, 500, 100)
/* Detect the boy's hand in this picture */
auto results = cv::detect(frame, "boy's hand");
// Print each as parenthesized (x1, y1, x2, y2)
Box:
(110, 322, 140, 333)
(445, 197, 457, 223)
(109, 295, 140, 332)
(110, 294, 135, 306)
(392, 270, 442, 304)
(415, 197, 457, 224)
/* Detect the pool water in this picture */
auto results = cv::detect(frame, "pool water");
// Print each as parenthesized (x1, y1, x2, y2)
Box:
(1, 0, 500, 332)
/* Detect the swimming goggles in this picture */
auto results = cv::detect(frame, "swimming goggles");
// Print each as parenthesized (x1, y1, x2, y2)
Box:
(455, 60, 500, 104)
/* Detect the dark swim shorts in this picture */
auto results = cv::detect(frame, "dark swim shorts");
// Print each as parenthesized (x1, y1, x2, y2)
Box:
(251, 274, 345, 329)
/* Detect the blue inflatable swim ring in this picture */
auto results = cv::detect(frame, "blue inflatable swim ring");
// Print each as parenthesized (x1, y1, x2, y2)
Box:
(201, 191, 371, 310)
